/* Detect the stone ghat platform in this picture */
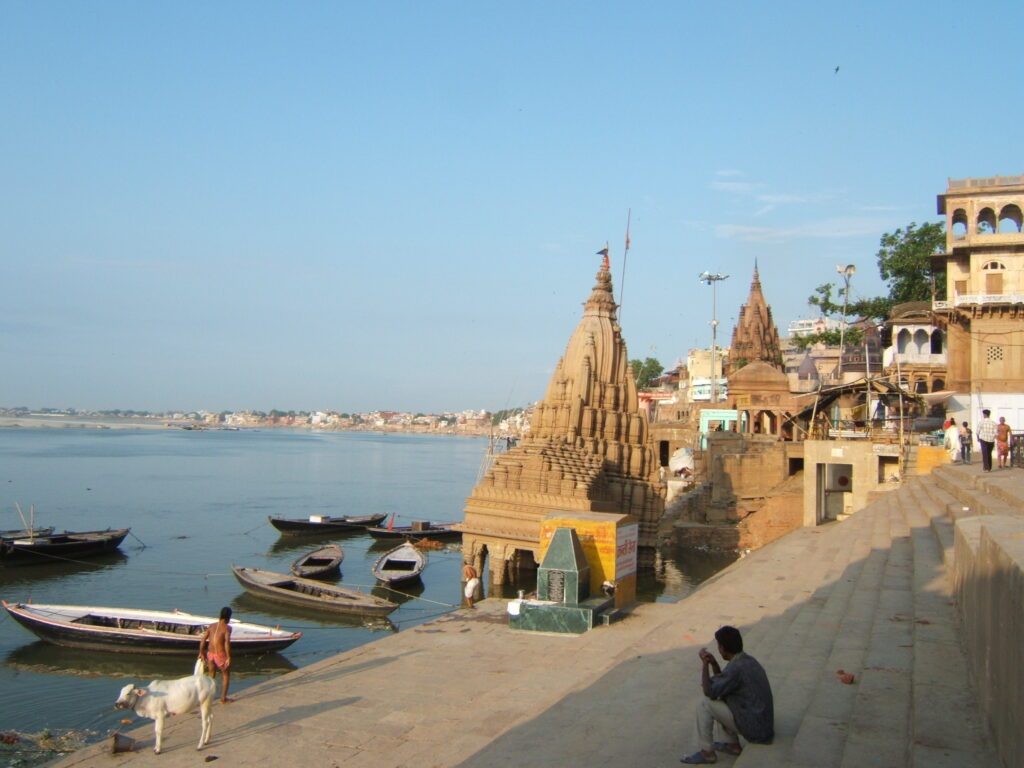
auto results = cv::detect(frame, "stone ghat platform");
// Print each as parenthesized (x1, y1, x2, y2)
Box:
(55, 465, 1018, 768)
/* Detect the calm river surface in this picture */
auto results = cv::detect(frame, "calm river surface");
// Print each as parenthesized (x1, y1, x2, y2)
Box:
(0, 427, 733, 745)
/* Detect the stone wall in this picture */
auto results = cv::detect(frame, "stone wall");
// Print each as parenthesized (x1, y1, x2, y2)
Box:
(672, 470, 803, 552)
(954, 515, 1024, 768)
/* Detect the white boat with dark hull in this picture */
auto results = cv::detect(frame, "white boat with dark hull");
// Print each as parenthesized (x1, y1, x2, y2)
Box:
(372, 542, 427, 586)
(1, 602, 302, 655)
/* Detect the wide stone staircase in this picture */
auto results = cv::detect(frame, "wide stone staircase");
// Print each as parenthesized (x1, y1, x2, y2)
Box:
(705, 464, 1020, 768)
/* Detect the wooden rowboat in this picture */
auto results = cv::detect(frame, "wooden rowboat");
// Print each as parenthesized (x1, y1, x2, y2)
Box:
(372, 542, 427, 586)
(366, 521, 461, 542)
(232, 566, 397, 617)
(0, 526, 55, 540)
(268, 513, 387, 535)
(1, 601, 302, 655)
(290, 543, 343, 578)
(0, 528, 130, 565)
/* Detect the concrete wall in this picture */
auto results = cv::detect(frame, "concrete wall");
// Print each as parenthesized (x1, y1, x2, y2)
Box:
(954, 515, 1024, 768)
(801, 441, 900, 527)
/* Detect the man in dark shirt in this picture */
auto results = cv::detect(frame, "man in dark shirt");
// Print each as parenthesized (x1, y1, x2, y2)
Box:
(681, 625, 774, 764)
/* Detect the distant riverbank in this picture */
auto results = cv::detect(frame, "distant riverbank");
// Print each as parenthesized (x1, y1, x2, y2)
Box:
(0, 415, 168, 430)
(0, 415, 496, 437)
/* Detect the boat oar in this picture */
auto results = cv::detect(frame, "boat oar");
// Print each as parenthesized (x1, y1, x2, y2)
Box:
(14, 502, 31, 538)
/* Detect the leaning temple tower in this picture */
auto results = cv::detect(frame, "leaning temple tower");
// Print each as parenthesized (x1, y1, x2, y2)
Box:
(459, 255, 664, 584)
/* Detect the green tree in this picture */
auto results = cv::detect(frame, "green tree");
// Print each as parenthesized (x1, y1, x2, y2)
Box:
(802, 221, 945, 346)
(629, 357, 664, 389)
(874, 222, 945, 309)
(792, 327, 863, 351)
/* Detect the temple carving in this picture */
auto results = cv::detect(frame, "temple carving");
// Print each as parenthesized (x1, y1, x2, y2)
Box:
(725, 262, 783, 375)
(460, 255, 665, 584)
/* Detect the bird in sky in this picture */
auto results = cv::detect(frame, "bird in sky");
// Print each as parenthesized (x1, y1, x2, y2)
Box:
(834, 65, 840, 74)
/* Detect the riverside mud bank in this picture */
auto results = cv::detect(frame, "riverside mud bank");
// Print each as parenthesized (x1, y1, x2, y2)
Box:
(53, 471, 1001, 768)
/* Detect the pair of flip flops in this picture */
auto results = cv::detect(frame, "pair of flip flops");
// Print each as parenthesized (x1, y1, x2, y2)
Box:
(680, 743, 742, 764)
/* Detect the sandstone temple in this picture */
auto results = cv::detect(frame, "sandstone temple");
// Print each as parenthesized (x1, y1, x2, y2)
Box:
(459, 255, 664, 584)
(725, 262, 783, 376)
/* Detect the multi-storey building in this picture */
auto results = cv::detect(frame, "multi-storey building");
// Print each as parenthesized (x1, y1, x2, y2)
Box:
(934, 175, 1024, 425)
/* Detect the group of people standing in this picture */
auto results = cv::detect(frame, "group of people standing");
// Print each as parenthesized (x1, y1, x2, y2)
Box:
(946, 409, 1015, 471)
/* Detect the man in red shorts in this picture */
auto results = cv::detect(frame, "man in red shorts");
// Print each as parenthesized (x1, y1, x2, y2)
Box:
(199, 606, 233, 703)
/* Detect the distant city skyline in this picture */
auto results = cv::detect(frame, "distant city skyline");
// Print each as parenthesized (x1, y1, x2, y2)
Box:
(3, 3, 1021, 413)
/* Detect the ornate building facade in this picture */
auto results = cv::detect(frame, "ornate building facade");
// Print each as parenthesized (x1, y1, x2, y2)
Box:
(934, 175, 1024, 425)
(459, 256, 664, 584)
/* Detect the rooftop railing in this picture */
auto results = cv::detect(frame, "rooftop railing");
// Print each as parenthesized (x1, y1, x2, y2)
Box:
(948, 175, 1024, 189)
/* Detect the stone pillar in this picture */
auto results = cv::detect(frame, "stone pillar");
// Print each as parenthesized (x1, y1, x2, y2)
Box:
(489, 544, 509, 585)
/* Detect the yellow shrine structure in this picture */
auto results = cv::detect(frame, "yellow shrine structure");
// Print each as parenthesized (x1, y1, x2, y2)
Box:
(459, 254, 665, 585)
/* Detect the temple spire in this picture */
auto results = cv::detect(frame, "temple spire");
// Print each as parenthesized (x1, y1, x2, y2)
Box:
(726, 262, 782, 374)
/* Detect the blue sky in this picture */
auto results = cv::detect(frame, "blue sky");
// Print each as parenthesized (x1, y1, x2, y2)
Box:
(2, 2, 1021, 413)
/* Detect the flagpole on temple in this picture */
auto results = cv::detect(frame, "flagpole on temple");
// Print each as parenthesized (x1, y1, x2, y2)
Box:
(618, 208, 631, 320)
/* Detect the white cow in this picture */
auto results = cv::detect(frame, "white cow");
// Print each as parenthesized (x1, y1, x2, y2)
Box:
(114, 658, 215, 754)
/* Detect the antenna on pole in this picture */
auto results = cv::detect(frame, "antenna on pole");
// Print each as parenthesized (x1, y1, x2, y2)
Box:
(618, 208, 631, 321)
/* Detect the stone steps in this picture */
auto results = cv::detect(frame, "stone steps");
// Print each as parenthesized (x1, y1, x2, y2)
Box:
(930, 466, 1021, 518)
(732, 500, 901, 767)
(731, 474, 1002, 768)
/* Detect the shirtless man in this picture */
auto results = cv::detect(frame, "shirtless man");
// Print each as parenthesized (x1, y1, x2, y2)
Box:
(199, 607, 233, 703)
(462, 562, 480, 609)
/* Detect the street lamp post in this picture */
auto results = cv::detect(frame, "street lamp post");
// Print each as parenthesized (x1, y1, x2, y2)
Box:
(699, 271, 729, 404)
(836, 264, 856, 379)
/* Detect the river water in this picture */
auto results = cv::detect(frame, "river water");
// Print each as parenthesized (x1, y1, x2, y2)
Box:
(0, 427, 734, 748)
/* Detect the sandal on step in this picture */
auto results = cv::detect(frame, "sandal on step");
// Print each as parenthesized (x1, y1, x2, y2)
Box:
(680, 751, 717, 764)
(712, 741, 742, 755)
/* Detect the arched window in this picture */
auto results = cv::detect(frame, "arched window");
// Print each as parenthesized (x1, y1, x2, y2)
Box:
(932, 378, 945, 392)
(952, 208, 968, 239)
(915, 380, 928, 394)
(983, 261, 1005, 294)
(998, 204, 1023, 233)
(977, 208, 997, 234)
(913, 328, 929, 354)
(897, 328, 911, 353)
(930, 329, 943, 354)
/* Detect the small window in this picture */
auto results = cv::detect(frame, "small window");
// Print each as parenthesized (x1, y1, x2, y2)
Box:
(986, 272, 1003, 294)
(983, 261, 1006, 270)
(954, 280, 967, 295)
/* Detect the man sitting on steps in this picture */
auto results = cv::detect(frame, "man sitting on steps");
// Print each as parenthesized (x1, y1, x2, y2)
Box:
(681, 625, 774, 764)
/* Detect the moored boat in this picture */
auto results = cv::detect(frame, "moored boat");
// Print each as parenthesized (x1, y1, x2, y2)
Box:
(268, 513, 387, 535)
(290, 543, 344, 578)
(232, 566, 397, 617)
(1, 602, 302, 654)
(366, 520, 461, 542)
(0, 528, 130, 565)
(0, 526, 55, 540)
(372, 542, 427, 586)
